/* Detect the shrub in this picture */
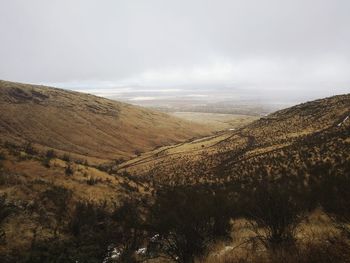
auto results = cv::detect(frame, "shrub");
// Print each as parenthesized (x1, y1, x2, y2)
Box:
(41, 157, 51, 168)
(65, 164, 74, 176)
(114, 158, 126, 165)
(97, 163, 112, 173)
(134, 150, 142, 157)
(0, 194, 15, 244)
(41, 186, 72, 236)
(0, 151, 5, 160)
(68, 201, 123, 262)
(4, 142, 20, 157)
(244, 181, 308, 251)
(316, 170, 350, 236)
(111, 200, 146, 262)
(147, 186, 232, 263)
(45, 149, 56, 159)
(24, 142, 37, 155)
(86, 177, 101, 185)
(62, 154, 70, 162)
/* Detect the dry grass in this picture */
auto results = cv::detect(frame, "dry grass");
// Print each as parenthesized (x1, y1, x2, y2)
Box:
(202, 211, 347, 263)
(0, 146, 152, 252)
(170, 112, 258, 132)
(121, 94, 350, 185)
(0, 80, 211, 164)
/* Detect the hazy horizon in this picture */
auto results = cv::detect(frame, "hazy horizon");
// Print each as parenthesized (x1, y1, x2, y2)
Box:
(1, 0, 349, 103)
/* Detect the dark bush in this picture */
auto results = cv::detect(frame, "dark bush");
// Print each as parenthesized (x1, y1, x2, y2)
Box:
(134, 150, 142, 157)
(41, 157, 51, 168)
(86, 177, 101, 185)
(41, 185, 72, 236)
(24, 142, 38, 155)
(244, 180, 308, 251)
(65, 164, 74, 176)
(68, 200, 146, 263)
(0, 194, 15, 244)
(6, 238, 78, 263)
(45, 150, 56, 159)
(315, 169, 350, 236)
(147, 186, 232, 263)
(111, 200, 146, 262)
(114, 158, 126, 165)
(0, 151, 5, 160)
(62, 154, 70, 162)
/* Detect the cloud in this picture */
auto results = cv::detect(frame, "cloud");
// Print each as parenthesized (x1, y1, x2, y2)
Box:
(117, 55, 350, 90)
(0, 0, 349, 100)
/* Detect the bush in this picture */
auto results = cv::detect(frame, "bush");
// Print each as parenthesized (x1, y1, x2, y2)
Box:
(62, 154, 70, 162)
(68, 201, 140, 262)
(114, 158, 126, 165)
(0, 151, 5, 160)
(24, 142, 38, 155)
(203, 237, 350, 263)
(45, 150, 56, 159)
(97, 163, 112, 173)
(244, 181, 308, 251)
(41, 157, 51, 168)
(86, 177, 101, 185)
(0, 194, 15, 244)
(111, 200, 146, 262)
(134, 150, 142, 157)
(41, 185, 72, 236)
(316, 170, 350, 236)
(65, 164, 74, 176)
(147, 186, 232, 263)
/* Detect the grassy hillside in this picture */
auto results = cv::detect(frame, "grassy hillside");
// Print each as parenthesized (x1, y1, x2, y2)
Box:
(0, 80, 211, 164)
(170, 112, 258, 132)
(0, 80, 210, 259)
(0, 90, 349, 262)
(120, 94, 350, 184)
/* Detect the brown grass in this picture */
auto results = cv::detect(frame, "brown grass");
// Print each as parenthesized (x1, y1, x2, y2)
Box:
(0, 80, 211, 164)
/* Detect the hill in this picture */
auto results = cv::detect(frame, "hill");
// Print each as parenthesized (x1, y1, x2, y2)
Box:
(120, 94, 350, 185)
(0, 80, 213, 255)
(0, 88, 349, 262)
(0, 80, 211, 164)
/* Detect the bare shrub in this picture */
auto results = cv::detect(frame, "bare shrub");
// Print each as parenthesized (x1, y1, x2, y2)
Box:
(0, 194, 15, 244)
(147, 185, 232, 263)
(62, 153, 71, 162)
(65, 164, 74, 176)
(244, 181, 308, 251)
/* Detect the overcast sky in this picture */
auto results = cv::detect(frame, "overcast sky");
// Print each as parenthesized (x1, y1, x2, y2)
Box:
(1, 0, 349, 101)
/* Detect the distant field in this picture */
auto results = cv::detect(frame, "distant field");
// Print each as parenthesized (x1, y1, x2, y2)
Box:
(170, 112, 259, 132)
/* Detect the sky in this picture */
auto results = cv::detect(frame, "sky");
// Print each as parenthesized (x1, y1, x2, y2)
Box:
(0, 0, 349, 102)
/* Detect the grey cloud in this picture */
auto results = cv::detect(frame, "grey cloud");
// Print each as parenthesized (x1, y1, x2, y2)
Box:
(0, 0, 349, 100)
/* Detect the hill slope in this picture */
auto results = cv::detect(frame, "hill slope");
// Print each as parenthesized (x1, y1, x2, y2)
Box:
(120, 94, 350, 184)
(0, 90, 349, 260)
(0, 80, 210, 253)
(0, 80, 211, 163)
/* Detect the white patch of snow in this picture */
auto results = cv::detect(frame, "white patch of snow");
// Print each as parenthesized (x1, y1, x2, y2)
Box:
(338, 115, 349, 127)
(103, 246, 122, 263)
(150, 234, 160, 242)
(136, 247, 147, 255)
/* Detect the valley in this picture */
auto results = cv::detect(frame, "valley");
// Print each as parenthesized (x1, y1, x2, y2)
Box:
(169, 112, 258, 132)
(0, 80, 349, 263)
